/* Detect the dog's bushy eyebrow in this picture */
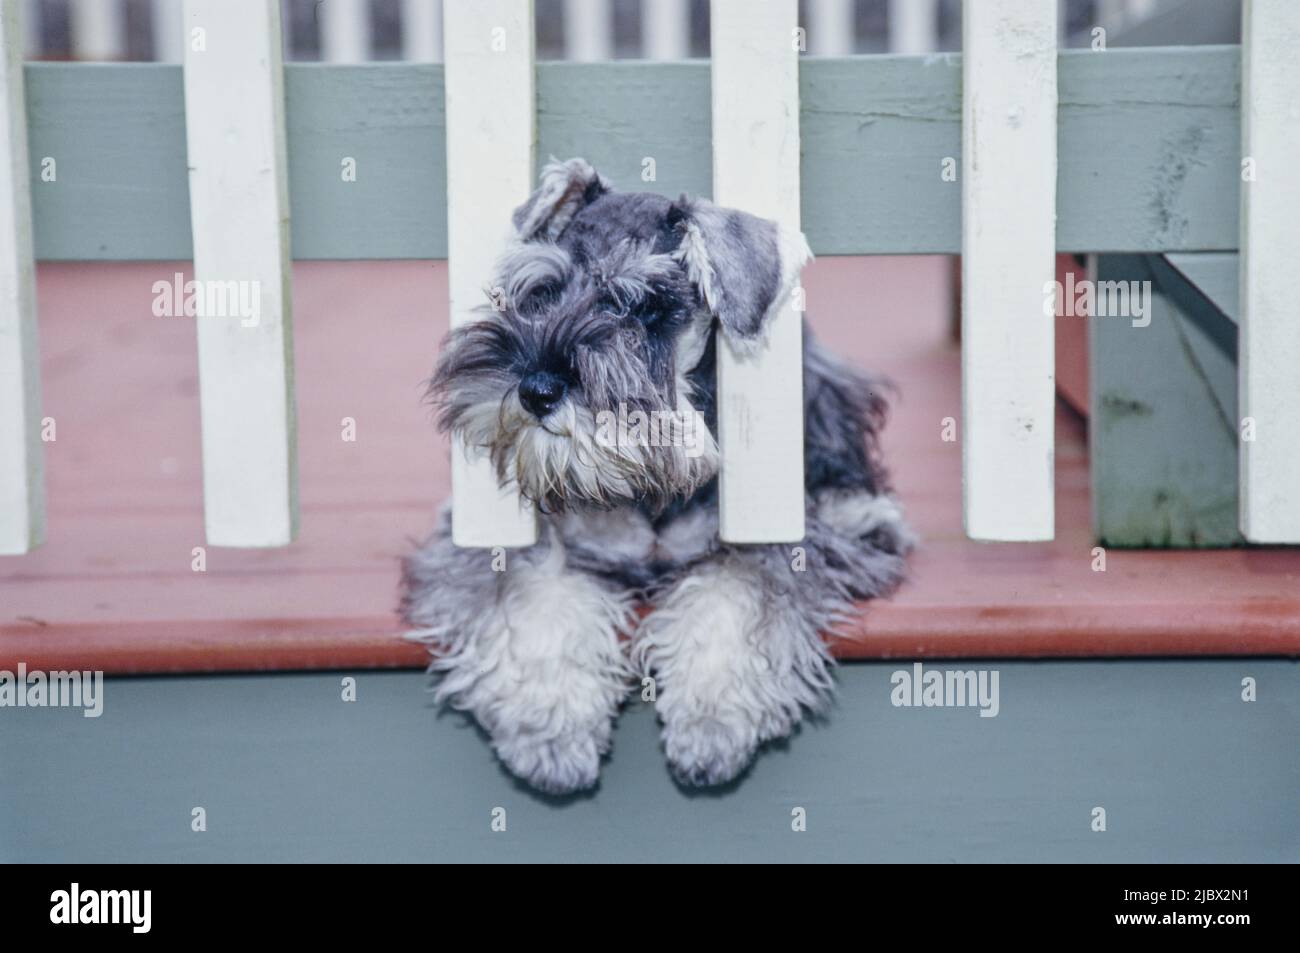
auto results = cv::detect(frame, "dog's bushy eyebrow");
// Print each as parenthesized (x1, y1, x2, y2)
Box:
(497, 235, 688, 320)
(496, 242, 573, 305)
(589, 243, 683, 313)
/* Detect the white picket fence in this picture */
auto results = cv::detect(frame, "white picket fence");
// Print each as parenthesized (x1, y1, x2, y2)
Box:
(2, 0, 1297, 555)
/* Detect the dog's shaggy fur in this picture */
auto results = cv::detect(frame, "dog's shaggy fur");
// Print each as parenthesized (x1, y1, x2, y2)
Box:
(402, 158, 912, 793)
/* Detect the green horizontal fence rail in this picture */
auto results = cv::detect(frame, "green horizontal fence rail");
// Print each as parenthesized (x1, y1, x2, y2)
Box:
(25, 45, 1241, 262)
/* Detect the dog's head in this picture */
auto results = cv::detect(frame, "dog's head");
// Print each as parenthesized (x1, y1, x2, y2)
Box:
(431, 157, 811, 511)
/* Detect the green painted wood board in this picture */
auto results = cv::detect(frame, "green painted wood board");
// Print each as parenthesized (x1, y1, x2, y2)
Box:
(23, 46, 1242, 261)
(1167, 251, 1239, 324)
(1090, 253, 1242, 548)
(3, 662, 1296, 862)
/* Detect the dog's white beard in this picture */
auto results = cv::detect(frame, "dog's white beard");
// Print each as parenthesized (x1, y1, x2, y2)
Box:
(458, 396, 719, 508)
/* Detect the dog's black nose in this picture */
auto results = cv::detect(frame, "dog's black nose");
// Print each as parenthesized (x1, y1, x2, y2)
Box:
(518, 371, 567, 418)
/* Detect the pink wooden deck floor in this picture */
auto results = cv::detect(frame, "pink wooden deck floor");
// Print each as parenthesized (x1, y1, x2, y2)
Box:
(2, 258, 1298, 673)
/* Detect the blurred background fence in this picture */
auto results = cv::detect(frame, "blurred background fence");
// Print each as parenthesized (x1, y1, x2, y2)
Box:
(21, 0, 1224, 63)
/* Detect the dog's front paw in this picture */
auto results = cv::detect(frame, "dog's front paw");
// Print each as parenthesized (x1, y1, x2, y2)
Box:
(638, 559, 837, 787)
(439, 621, 631, 794)
(496, 731, 604, 795)
(441, 641, 628, 795)
(661, 713, 756, 787)
(409, 536, 635, 795)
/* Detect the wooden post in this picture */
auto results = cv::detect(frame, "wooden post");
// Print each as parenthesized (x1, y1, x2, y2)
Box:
(182, 0, 297, 547)
(961, 0, 1057, 541)
(0, 0, 44, 555)
(1239, 0, 1300, 542)
(444, 0, 538, 547)
(711, 0, 806, 543)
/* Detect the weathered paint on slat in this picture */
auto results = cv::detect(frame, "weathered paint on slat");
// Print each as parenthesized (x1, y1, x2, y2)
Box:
(711, 0, 806, 543)
(961, 0, 1057, 542)
(1238, 0, 1300, 543)
(1058, 45, 1240, 257)
(23, 47, 1242, 261)
(0, 0, 44, 555)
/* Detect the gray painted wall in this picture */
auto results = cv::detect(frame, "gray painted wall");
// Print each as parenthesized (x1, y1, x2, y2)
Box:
(2, 660, 1296, 862)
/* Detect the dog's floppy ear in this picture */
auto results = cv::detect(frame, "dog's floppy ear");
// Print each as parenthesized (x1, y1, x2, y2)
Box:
(512, 157, 610, 242)
(670, 196, 812, 352)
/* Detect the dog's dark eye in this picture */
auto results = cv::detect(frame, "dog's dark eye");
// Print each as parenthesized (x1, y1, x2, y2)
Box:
(626, 294, 667, 327)
(517, 281, 560, 315)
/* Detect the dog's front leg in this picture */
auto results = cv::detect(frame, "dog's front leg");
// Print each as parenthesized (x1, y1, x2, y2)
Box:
(636, 493, 911, 786)
(402, 521, 635, 794)
(633, 544, 840, 786)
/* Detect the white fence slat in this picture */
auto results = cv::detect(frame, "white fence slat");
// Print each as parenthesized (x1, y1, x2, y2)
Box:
(1239, 0, 1300, 542)
(444, 0, 538, 548)
(642, 0, 688, 60)
(402, 0, 443, 62)
(183, 0, 297, 547)
(0, 1, 44, 554)
(70, 0, 125, 60)
(563, 0, 611, 62)
(961, 0, 1057, 542)
(153, 0, 185, 63)
(712, 0, 806, 543)
(888, 0, 938, 54)
(320, 0, 372, 63)
(809, 0, 853, 56)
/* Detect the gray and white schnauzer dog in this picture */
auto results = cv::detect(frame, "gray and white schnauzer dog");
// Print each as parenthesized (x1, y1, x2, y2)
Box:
(402, 158, 912, 793)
